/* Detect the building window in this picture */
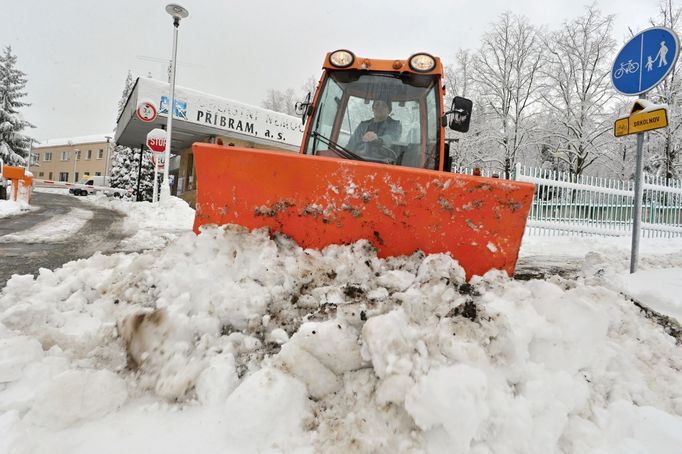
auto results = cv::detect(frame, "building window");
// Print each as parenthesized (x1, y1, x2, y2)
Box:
(49, 172, 53, 180)
(86, 149, 92, 160)
(75, 150, 81, 160)
(61, 151, 69, 161)
(39, 172, 44, 177)
(97, 149, 104, 159)
(59, 172, 68, 182)
(95, 172, 101, 176)
(75, 172, 79, 182)
(33, 153, 40, 162)
(44, 152, 52, 161)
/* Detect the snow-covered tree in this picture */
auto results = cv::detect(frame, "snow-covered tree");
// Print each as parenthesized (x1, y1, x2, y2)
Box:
(262, 76, 320, 116)
(540, 6, 616, 176)
(301, 76, 318, 99)
(443, 50, 503, 171)
(116, 70, 135, 119)
(646, 0, 682, 180)
(0, 46, 34, 166)
(109, 145, 159, 201)
(261, 88, 297, 115)
(444, 49, 474, 107)
(472, 12, 545, 177)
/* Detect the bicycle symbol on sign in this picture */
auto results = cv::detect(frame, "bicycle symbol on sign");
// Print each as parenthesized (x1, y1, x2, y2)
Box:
(614, 59, 640, 79)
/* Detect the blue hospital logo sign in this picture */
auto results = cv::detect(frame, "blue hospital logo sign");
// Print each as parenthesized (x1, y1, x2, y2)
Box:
(612, 27, 680, 95)
(159, 96, 188, 120)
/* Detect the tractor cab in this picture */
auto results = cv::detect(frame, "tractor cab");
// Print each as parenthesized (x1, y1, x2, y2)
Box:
(298, 50, 472, 171)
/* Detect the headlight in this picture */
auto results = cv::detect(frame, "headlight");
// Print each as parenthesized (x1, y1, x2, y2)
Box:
(329, 50, 355, 68)
(409, 53, 436, 72)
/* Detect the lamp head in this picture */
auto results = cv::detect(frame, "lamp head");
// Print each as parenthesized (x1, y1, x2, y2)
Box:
(165, 4, 189, 20)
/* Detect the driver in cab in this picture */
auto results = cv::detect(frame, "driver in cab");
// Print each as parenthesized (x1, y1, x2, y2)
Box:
(346, 97, 402, 161)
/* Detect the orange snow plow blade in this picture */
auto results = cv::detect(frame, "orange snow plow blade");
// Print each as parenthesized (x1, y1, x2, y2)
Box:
(193, 144, 534, 280)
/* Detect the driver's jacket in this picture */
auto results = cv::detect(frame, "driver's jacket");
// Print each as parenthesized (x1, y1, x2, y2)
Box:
(345, 117, 402, 160)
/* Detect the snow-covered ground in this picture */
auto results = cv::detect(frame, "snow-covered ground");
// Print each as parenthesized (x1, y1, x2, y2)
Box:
(1, 195, 681, 453)
(79, 192, 195, 251)
(0, 200, 35, 219)
(0, 208, 93, 243)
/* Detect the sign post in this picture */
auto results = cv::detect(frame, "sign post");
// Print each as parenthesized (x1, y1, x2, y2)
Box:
(146, 129, 168, 204)
(611, 27, 679, 273)
(152, 157, 159, 203)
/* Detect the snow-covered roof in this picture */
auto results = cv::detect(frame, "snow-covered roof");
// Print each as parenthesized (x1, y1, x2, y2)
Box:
(35, 134, 114, 148)
(115, 77, 302, 151)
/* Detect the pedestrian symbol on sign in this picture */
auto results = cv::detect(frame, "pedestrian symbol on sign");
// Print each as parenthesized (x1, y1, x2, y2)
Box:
(611, 27, 679, 95)
(655, 40, 669, 67)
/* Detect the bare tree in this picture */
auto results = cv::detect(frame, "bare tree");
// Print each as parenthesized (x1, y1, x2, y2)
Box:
(472, 12, 545, 177)
(444, 50, 483, 169)
(540, 5, 616, 177)
(647, 0, 682, 180)
(301, 76, 318, 98)
(444, 49, 473, 107)
(261, 88, 297, 115)
(262, 75, 320, 117)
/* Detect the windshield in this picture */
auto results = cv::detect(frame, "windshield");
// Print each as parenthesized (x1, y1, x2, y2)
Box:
(304, 71, 441, 169)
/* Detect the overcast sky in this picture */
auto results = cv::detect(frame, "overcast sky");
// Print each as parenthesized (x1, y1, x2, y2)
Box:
(1, 0, 664, 141)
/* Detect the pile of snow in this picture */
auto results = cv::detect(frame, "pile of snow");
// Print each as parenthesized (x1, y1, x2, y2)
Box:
(1, 221, 682, 453)
(0, 199, 34, 219)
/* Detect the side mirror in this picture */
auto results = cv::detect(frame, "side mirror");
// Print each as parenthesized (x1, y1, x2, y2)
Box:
(295, 92, 313, 125)
(447, 96, 473, 133)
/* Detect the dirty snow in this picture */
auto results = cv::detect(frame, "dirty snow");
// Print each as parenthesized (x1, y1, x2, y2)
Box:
(0, 196, 681, 453)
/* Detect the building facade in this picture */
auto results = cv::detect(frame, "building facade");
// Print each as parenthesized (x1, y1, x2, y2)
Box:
(30, 135, 115, 183)
(115, 77, 303, 205)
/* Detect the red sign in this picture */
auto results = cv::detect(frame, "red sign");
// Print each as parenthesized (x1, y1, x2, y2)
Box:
(146, 128, 167, 153)
(136, 102, 158, 123)
(151, 153, 165, 169)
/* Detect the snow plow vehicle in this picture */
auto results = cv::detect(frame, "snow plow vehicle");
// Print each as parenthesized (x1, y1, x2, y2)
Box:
(192, 50, 535, 280)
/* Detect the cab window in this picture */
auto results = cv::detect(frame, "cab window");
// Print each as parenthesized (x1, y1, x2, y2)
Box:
(304, 70, 441, 170)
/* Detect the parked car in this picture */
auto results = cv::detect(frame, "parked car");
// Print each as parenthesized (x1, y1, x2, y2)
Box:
(69, 176, 125, 197)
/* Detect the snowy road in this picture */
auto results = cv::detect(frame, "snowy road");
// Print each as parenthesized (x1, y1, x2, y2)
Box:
(0, 192, 126, 288)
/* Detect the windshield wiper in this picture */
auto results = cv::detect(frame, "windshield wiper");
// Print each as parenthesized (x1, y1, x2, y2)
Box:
(311, 131, 367, 161)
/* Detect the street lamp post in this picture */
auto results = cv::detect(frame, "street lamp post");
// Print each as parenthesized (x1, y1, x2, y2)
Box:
(104, 136, 112, 186)
(161, 3, 189, 202)
(72, 149, 81, 183)
(25, 141, 33, 171)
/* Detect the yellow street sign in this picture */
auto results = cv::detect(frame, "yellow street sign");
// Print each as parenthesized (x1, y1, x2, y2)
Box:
(614, 108, 668, 137)
(614, 118, 629, 137)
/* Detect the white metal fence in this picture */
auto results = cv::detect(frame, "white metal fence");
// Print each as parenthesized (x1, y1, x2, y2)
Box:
(454, 165, 682, 238)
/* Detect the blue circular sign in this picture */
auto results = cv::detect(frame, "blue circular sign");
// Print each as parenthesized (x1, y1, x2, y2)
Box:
(611, 27, 680, 95)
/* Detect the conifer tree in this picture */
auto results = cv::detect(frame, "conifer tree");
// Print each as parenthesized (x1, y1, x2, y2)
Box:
(109, 145, 159, 201)
(0, 46, 34, 166)
(116, 70, 135, 119)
